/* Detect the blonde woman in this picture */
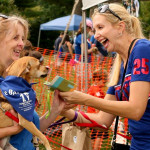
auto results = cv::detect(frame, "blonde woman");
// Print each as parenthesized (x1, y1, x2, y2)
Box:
(52, 3, 150, 149)
(0, 14, 67, 150)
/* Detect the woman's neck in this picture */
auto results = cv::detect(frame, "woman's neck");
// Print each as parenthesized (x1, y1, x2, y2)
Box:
(116, 36, 136, 66)
(0, 58, 13, 69)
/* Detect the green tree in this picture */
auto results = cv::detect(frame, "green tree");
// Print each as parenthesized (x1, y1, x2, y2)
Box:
(140, 1, 150, 38)
(0, 0, 18, 15)
(14, 0, 36, 9)
(34, 0, 74, 48)
(12, 0, 75, 48)
(1, 0, 149, 49)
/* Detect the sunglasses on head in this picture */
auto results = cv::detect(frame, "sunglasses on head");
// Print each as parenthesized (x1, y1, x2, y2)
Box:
(0, 14, 9, 19)
(98, 4, 122, 21)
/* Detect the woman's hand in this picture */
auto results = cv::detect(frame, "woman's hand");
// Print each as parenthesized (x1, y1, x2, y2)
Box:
(0, 110, 23, 138)
(10, 109, 24, 134)
(59, 90, 91, 105)
(51, 90, 77, 115)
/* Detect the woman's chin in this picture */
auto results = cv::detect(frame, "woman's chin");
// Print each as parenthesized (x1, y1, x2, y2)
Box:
(12, 56, 20, 61)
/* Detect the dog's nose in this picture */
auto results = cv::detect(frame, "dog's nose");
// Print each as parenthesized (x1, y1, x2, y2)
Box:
(46, 66, 50, 70)
(46, 66, 51, 74)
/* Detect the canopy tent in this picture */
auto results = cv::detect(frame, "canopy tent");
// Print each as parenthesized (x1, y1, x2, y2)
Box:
(37, 14, 84, 47)
(40, 14, 82, 31)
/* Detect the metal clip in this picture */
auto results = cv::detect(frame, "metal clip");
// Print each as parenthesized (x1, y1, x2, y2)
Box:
(0, 102, 6, 112)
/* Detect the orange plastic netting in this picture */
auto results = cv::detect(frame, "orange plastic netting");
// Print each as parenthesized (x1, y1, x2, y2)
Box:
(32, 48, 130, 150)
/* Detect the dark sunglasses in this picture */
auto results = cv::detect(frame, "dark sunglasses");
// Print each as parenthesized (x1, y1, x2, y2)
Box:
(98, 4, 122, 21)
(0, 14, 9, 19)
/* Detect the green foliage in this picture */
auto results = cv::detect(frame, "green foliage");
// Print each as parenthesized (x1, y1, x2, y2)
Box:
(13, 0, 74, 48)
(139, 1, 150, 38)
(28, 0, 75, 49)
(38, 0, 74, 8)
(1, 0, 150, 48)
(0, 0, 19, 15)
(14, 0, 37, 9)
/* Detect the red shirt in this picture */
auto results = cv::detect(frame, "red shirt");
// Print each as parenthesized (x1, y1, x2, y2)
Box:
(87, 85, 105, 113)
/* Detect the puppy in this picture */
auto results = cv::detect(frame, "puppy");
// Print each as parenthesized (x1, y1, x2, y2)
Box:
(0, 56, 52, 150)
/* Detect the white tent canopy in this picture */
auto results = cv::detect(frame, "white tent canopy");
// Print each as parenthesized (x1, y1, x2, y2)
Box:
(82, 0, 108, 10)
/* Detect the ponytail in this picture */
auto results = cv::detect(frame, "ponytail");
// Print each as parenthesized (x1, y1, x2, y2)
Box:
(130, 16, 145, 38)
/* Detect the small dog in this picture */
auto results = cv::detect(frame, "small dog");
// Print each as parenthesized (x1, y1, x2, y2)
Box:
(0, 56, 52, 150)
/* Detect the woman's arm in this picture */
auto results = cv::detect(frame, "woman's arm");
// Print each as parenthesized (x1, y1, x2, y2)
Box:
(60, 81, 150, 120)
(40, 90, 77, 132)
(81, 43, 93, 54)
(0, 110, 23, 138)
(39, 90, 64, 132)
(61, 94, 116, 131)
(66, 42, 73, 57)
(0, 126, 23, 138)
(39, 110, 59, 132)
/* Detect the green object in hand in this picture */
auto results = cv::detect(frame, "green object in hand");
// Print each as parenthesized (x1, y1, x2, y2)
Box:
(44, 75, 75, 92)
(45, 89, 51, 119)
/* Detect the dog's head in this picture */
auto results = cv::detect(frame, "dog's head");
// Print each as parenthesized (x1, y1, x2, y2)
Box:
(6, 56, 50, 82)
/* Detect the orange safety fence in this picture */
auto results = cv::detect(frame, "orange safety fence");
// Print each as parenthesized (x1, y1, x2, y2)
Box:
(32, 47, 130, 150)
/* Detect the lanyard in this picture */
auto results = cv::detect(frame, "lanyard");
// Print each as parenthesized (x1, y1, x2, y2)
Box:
(112, 38, 137, 144)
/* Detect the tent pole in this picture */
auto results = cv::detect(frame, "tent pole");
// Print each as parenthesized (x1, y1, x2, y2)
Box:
(57, 0, 80, 56)
(83, 10, 88, 93)
(81, 14, 84, 92)
(72, 30, 74, 42)
(37, 28, 41, 48)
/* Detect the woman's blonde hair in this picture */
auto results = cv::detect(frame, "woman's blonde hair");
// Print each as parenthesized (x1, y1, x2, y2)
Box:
(0, 15, 29, 42)
(92, 3, 145, 86)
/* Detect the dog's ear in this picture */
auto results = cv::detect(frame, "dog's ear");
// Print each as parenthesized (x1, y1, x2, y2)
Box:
(6, 60, 31, 77)
(17, 62, 31, 77)
(6, 61, 16, 74)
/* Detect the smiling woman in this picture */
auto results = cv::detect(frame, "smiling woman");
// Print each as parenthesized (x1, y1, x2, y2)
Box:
(0, 15, 28, 68)
(51, 3, 150, 150)
(0, 14, 68, 150)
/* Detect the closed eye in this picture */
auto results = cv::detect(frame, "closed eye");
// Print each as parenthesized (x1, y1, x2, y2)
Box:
(98, 26, 103, 30)
(14, 35, 19, 40)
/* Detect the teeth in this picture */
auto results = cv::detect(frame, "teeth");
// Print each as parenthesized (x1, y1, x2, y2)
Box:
(14, 50, 20, 53)
(101, 39, 106, 44)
